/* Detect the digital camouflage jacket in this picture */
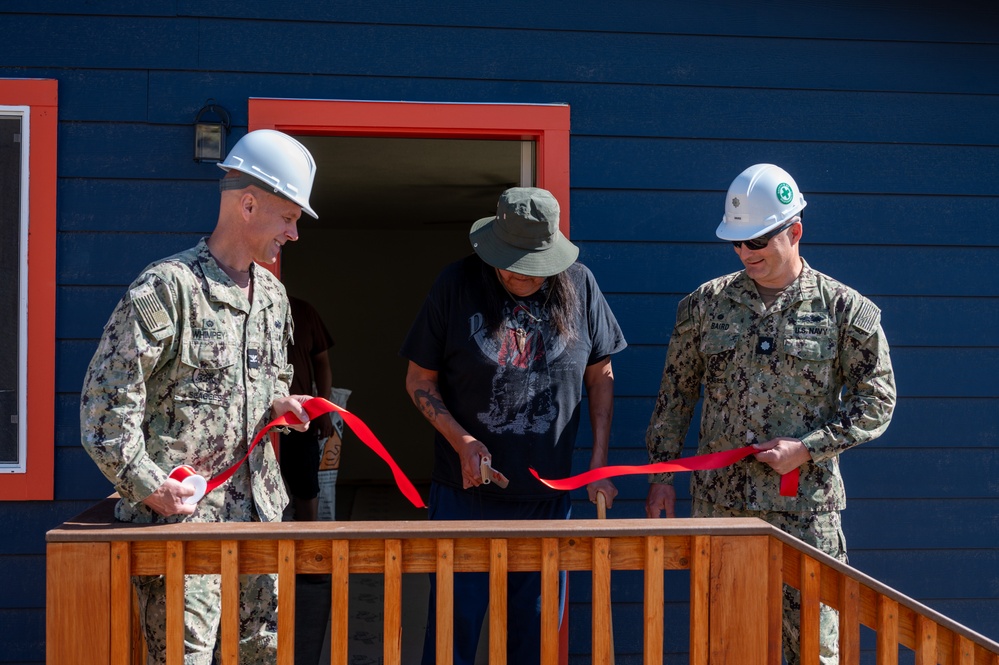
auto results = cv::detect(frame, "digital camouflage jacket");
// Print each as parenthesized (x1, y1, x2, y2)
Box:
(81, 239, 293, 524)
(646, 260, 896, 512)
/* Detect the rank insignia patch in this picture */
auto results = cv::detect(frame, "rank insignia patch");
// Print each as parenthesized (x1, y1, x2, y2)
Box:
(756, 336, 775, 355)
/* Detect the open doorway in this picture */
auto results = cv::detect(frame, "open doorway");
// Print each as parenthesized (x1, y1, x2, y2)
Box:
(280, 135, 533, 515)
(253, 99, 571, 521)
(255, 99, 572, 665)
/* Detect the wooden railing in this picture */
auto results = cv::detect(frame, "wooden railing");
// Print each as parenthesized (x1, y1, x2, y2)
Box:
(46, 498, 999, 665)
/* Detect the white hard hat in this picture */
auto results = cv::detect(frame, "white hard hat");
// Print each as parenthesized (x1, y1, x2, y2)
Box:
(716, 164, 806, 241)
(218, 129, 318, 219)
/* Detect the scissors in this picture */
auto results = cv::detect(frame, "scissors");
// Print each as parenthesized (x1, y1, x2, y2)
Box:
(479, 456, 510, 488)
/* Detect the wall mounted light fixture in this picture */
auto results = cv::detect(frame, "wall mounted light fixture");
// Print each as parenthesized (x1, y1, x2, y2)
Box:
(193, 100, 231, 163)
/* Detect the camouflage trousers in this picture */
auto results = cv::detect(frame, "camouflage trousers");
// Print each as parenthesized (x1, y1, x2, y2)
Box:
(692, 500, 848, 665)
(134, 573, 278, 665)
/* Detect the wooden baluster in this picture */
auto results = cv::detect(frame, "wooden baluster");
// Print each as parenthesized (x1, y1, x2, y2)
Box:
(954, 634, 973, 665)
(133, 584, 146, 665)
(384, 539, 403, 665)
(277, 540, 296, 665)
(914, 615, 936, 665)
(330, 540, 350, 665)
(689, 535, 710, 665)
(592, 534, 612, 664)
(165, 541, 185, 665)
(768, 538, 784, 665)
(540, 537, 560, 664)
(436, 539, 455, 665)
(110, 541, 131, 665)
(800, 555, 821, 665)
(876, 596, 899, 665)
(489, 539, 509, 665)
(838, 577, 861, 665)
(594, 491, 615, 665)
(219, 540, 240, 665)
(643, 535, 664, 665)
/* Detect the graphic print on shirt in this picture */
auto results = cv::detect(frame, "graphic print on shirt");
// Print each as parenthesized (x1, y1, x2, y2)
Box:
(471, 297, 568, 437)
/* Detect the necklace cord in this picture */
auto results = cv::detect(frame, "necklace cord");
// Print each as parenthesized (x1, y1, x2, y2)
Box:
(495, 269, 553, 322)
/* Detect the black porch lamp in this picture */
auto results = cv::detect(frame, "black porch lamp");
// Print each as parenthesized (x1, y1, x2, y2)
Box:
(193, 100, 231, 163)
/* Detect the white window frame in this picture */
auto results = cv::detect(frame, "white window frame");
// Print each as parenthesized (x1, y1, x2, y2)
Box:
(0, 105, 30, 474)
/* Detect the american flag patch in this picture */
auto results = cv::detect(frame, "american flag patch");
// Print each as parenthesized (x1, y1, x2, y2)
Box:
(130, 285, 171, 334)
(852, 299, 880, 335)
(675, 294, 693, 327)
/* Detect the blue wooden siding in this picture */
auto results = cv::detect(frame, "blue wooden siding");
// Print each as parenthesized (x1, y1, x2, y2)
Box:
(2, 1, 998, 663)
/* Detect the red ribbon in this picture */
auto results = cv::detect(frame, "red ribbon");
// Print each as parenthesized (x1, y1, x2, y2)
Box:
(205, 397, 427, 508)
(530, 446, 800, 497)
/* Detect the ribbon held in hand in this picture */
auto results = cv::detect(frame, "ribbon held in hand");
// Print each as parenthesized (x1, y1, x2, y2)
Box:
(530, 446, 799, 497)
(169, 464, 207, 504)
(198, 397, 426, 508)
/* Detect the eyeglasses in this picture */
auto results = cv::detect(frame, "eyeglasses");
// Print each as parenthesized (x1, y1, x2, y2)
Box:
(731, 219, 796, 251)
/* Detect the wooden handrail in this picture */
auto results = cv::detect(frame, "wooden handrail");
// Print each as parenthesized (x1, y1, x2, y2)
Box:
(46, 498, 999, 665)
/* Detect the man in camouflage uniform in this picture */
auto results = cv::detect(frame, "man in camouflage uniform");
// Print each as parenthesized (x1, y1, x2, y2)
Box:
(645, 164, 896, 665)
(80, 130, 319, 665)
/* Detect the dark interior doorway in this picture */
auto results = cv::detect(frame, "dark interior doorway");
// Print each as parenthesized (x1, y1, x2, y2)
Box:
(281, 135, 535, 517)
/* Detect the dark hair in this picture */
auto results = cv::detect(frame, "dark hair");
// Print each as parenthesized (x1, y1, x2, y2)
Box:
(478, 258, 579, 343)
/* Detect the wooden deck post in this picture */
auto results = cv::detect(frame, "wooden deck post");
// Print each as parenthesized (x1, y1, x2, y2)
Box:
(47, 542, 111, 665)
(709, 535, 770, 664)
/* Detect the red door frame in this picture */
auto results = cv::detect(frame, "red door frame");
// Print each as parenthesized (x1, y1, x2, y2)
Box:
(248, 98, 570, 231)
(248, 98, 573, 661)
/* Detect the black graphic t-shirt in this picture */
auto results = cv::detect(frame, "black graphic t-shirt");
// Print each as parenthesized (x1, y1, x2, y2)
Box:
(401, 255, 627, 500)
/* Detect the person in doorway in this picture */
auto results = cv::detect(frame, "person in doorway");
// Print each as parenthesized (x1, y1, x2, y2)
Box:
(280, 295, 335, 522)
(402, 187, 627, 665)
(280, 296, 336, 665)
(80, 129, 319, 665)
(644, 164, 896, 665)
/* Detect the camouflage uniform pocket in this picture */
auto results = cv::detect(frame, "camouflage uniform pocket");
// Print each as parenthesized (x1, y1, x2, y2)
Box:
(699, 330, 742, 406)
(782, 335, 837, 395)
(700, 330, 740, 384)
(176, 340, 237, 405)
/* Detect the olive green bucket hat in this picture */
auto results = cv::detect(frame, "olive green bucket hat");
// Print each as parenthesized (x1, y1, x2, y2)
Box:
(469, 187, 579, 277)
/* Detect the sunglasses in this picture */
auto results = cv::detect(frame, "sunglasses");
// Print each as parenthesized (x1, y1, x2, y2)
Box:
(731, 219, 796, 251)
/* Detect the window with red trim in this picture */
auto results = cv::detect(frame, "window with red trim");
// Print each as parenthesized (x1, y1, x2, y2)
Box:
(0, 79, 57, 500)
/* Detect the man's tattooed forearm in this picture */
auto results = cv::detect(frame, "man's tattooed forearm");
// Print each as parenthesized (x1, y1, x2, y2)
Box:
(413, 389, 450, 422)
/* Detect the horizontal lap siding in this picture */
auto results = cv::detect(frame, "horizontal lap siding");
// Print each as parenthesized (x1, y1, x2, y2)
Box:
(569, 446, 999, 500)
(1, 2, 998, 662)
(610, 346, 999, 398)
(593, 396, 999, 449)
(607, 293, 999, 347)
(573, 190, 999, 246)
(17, 0, 999, 43)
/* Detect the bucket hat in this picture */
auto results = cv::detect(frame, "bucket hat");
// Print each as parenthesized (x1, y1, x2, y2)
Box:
(469, 187, 579, 277)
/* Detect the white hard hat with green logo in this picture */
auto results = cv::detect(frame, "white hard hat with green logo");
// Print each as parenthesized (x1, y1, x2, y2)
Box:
(717, 163, 806, 241)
